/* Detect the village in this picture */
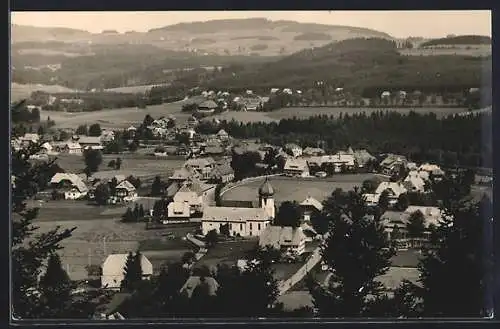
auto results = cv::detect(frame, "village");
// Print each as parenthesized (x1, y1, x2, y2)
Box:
(11, 90, 493, 318)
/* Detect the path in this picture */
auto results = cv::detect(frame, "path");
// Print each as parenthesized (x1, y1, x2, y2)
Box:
(277, 247, 322, 295)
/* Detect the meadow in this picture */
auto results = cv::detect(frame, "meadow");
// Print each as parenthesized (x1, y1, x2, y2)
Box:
(11, 82, 80, 102)
(221, 174, 386, 205)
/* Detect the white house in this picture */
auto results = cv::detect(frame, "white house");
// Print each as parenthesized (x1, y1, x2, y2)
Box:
(115, 180, 138, 202)
(166, 201, 191, 223)
(216, 129, 229, 141)
(331, 153, 356, 171)
(375, 182, 408, 206)
(299, 196, 323, 222)
(284, 143, 303, 158)
(363, 193, 380, 207)
(284, 158, 309, 177)
(403, 171, 427, 193)
(173, 185, 204, 214)
(259, 226, 307, 256)
(64, 142, 82, 154)
(50, 173, 88, 200)
(101, 253, 153, 290)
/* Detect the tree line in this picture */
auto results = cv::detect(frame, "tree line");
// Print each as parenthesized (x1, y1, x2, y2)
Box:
(216, 110, 492, 168)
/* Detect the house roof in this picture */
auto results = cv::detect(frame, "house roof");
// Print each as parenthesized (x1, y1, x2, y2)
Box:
(65, 142, 82, 149)
(174, 188, 201, 204)
(403, 172, 426, 190)
(50, 173, 88, 192)
(375, 182, 407, 196)
(353, 149, 376, 163)
(300, 196, 323, 211)
(166, 182, 181, 198)
(168, 201, 191, 218)
(216, 129, 228, 136)
(259, 226, 307, 247)
(303, 147, 325, 155)
(170, 167, 198, 180)
(116, 180, 136, 192)
(363, 193, 380, 204)
(102, 254, 152, 275)
(284, 143, 302, 150)
(284, 158, 308, 171)
(184, 157, 215, 168)
(180, 276, 219, 298)
(202, 206, 270, 223)
(380, 154, 407, 167)
(77, 136, 102, 145)
(418, 163, 442, 172)
(211, 163, 234, 177)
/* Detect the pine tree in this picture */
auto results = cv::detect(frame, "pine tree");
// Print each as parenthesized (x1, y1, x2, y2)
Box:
(133, 204, 140, 221)
(38, 253, 74, 318)
(151, 176, 164, 196)
(121, 207, 134, 223)
(121, 252, 143, 291)
(308, 188, 395, 317)
(138, 204, 145, 219)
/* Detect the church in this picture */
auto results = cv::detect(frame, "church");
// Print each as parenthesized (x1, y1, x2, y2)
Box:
(201, 178, 276, 237)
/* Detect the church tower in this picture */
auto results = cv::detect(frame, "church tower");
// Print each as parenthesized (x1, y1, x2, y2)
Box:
(258, 178, 275, 219)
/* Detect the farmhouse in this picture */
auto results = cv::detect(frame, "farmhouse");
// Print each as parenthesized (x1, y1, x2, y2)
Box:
(174, 185, 204, 214)
(63, 142, 83, 154)
(352, 149, 376, 168)
(380, 154, 407, 176)
(284, 143, 303, 158)
(76, 136, 103, 150)
(20, 133, 40, 146)
(166, 201, 191, 223)
(363, 193, 380, 207)
(303, 147, 325, 156)
(216, 129, 229, 141)
(375, 182, 408, 206)
(210, 163, 235, 184)
(284, 158, 309, 177)
(418, 163, 445, 181)
(300, 196, 323, 222)
(169, 167, 200, 182)
(50, 173, 88, 200)
(259, 226, 307, 256)
(200, 179, 276, 237)
(114, 180, 138, 202)
(101, 253, 153, 290)
(184, 157, 216, 180)
(331, 153, 356, 171)
(197, 100, 218, 115)
(403, 171, 427, 193)
(203, 143, 226, 156)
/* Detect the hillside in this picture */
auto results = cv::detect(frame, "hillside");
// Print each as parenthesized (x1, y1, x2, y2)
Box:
(201, 37, 491, 96)
(420, 35, 491, 47)
(11, 19, 392, 57)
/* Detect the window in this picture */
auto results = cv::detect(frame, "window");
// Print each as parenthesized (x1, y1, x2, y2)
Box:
(249, 223, 253, 230)
(240, 223, 243, 231)
(258, 224, 261, 230)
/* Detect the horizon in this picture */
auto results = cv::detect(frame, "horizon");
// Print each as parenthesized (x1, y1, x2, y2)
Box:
(11, 10, 491, 39)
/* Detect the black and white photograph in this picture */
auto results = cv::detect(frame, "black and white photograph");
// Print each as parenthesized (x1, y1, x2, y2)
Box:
(10, 10, 493, 321)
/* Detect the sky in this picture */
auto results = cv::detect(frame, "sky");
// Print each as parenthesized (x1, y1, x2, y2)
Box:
(11, 10, 491, 38)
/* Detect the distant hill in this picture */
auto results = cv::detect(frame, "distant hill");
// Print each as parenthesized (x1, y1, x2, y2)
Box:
(202, 37, 490, 96)
(294, 32, 332, 41)
(11, 24, 91, 42)
(420, 35, 491, 47)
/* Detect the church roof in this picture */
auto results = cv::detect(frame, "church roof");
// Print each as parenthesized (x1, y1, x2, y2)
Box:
(258, 178, 274, 197)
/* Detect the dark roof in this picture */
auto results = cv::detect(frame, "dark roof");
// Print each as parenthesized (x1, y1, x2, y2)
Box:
(199, 100, 218, 109)
(258, 178, 274, 197)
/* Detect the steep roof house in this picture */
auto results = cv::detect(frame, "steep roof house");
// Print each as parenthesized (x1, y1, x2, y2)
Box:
(259, 226, 307, 256)
(50, 173, 88, 200)
(284, 158, 309, 177)
(300, 196, 323, 222)
(114, 180, 138, 202)
(101, 253, 153, 290)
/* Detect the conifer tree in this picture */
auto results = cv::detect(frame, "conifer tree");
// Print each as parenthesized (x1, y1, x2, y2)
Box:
(121, 251, 143, 291)
(308, 188, 395, 317)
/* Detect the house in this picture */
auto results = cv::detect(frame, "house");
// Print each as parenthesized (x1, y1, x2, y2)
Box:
(303, 147, 325, 156)
(418, 163, 445, 181)
(375, 182, 408, 206)
(331, 153, 356, 171)
(300, 196, 323, 222)
(50, 173, 88, 200)
(76, 136, 103, 150)
(259, 226, 307, 256)
(64, 142, 83, 154)
(204, 143, 226, 156)
(101, 253, 153, 290)
(284, 143, 303, 158)
(184, 157, 216, 180)
(174, 185, 204, 214)
(352, 149, 376, 169)
(381, 206, 443, 243)
(100, 130, 115, 143)
(187, 116, 199, 128)
(210, 163, 235, 183)
(284, 158, 309, 177)
(200, 179, 276, 237)
(114, 180, 138, 202)
(216, 129, 229, 141)
(381, 91, 391, 99)
(180, 276, 219, 299)
(363, 193, 380, 207)
(20, 133, 40, 146)
(197, 100, 218, 115)
(166, 201, 191, 223)
(380, 154, 407, 176)
(403, 171, 427, 193)
(169, 167, 200, 182)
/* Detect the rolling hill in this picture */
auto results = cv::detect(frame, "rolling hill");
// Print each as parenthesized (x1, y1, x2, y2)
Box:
(420, 35, 491, 47)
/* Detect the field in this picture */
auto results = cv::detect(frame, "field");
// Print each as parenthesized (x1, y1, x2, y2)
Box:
(33, 201, 198, 280)
(41, 103, 467, 130)
(104, 84, 169, 94)
(197, 239, 259, 269)
(11, 82, 80, 102)
(221, 174, 386, 205)
(55, 153, 185, 184)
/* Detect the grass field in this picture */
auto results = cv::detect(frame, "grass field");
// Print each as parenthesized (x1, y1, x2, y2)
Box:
(104, 84, 168, 94)
(197, 239, 259, 269)
(41, 103, 467, 130)
(221, 174, 382, 205)
(11, 83, 80, 102)
(32, 200, 199, 280)
(55, 153, 185, 184)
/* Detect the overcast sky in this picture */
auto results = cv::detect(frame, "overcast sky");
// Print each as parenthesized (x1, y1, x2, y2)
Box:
(11, 11, 491, 38)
